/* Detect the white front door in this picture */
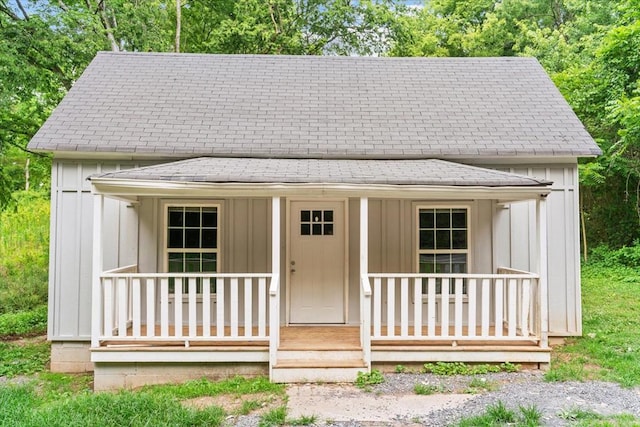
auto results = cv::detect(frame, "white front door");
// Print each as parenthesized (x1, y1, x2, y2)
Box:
(289, 201, 346, 324)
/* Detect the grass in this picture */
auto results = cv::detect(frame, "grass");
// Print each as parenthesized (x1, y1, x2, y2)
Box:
(413, 383, 443, 395)
(457, 401, 541, 427)
(0, 375, 285, 427)
(0, 191, 49, 314)
(0, 306, 47, 339)
(544, 263, 640, 387)
(465, 377, 497, 393)
(0, 339, 50, 377)
(558, 407, 640, 426)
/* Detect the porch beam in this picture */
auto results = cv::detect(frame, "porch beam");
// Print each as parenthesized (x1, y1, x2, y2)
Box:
(91, 194, 104, 348)
(536, 196, 549, 348)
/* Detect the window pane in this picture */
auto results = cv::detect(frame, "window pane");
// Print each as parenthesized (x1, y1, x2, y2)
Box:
(434, 254, 451, 273)
(169, 208, 183, 227)
(185, 228, 200, 248)
(419, 254, 435, 273)
(301, 224, 310, 235)
(202, 229, 217, 248)
(202, 209, 217, 227)
(452, 209, 466, 228)
(312, 210, 322, 222)
(322, 224, 332, 235)
(324, 210, 333, 222)
(301, 210, 310, 222)
(419, 210, 434, 228)
(312, 224, 322, 235)
(435, 230, 451, 249)
(185, 253, 200, 272)
(168, 229, 183, 248)
(452, 230, 467, 249)
(419, 230, 435, 250)
(451, 254, 467, 273)
(202, 253, 217, 272)
(185, 208, 200, 227)
(436, 209, 450, 228)
(168, 253, 183, 272)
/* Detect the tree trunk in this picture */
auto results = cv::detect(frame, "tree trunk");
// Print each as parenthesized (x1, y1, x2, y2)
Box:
(175, 0, 181, 52)
(24, 157, 30, 191)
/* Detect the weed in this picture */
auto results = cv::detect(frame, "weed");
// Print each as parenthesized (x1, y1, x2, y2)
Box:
(144, 376, 284, 399)
(395, 364, 407, 373)
(456, 401, 542, 426)
(413, 383, 442, 395)
(422, 362, 519, 376)
(287, 414, 317, 425)
(465, 377, 496, 393)
(0, 191, 49, 314)
(0, 306, 47, 339)
(259, 406, 287, 426)
(238, 399, 261, 415)
(518, 405, 543, 426)
(558, 407, 604, 421)
(0, 340, 50, 377)
(355, 369, 384, 389)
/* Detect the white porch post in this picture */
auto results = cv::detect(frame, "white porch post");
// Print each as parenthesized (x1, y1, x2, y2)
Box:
(360, 197, 371, 368)
(269, 196, 281, 375)
(91, 193, 104, 348)
(536, 196, 549, 348)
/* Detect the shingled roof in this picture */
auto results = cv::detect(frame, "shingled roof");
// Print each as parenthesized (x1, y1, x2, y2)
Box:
(28, 52, 601, 159)
(91, 157, 551, 187)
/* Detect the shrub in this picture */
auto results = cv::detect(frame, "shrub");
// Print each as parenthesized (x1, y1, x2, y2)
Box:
(0, 191, 49, 314)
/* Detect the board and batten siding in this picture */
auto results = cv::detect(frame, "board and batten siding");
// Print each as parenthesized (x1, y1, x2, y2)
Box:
(488, 164, 581, 336)
(49, 160, 141, 341)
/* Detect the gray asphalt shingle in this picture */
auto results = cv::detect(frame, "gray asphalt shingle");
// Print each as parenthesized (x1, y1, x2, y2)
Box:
(91, 157, 551, 187)
(28, 52, 601, 158)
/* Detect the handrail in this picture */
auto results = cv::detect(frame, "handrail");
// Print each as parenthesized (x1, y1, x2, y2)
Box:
(367, 272, 539, 279)
(102, 272, 272, 279)
(102, 264, 138, 275)
(269, 274, 280, 296)
(361, 276, 372, 297)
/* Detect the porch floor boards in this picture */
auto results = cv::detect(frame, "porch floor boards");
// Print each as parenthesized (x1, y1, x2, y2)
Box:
(100, 325, 539, 349)
(101, 325, 268, 347)
(280, 326, 361, 350)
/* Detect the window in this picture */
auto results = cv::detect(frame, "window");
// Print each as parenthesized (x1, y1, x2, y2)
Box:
(166, 206, 218, 293)
(418, 207, 468, 293)
(300, 209, 334, 236)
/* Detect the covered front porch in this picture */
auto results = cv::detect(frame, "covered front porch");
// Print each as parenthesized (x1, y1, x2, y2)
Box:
(89, 157, 551, 386)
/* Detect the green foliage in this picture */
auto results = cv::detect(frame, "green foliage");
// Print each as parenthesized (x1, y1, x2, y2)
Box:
(0, 306, 47, 339)
(394, 364, 407, 373)
(465, 377, 497, 393)
(457, 401, 541, 427)
(287, 414, 318, 426)
(355, 369, 385, 389)
(0, 340, 50, 377)
(546, 264, 640, 387)
(259, 406, 287, 427)
(0, 191, 49, 314)
(413, 383, 442, 395)
(143, 375, 284, 399)
(422, 362, 519, 376)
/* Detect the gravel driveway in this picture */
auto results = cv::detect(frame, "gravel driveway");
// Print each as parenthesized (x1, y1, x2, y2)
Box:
(234, 371, 640, 426)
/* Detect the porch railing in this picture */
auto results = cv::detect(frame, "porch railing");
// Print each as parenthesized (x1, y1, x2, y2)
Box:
(364, 269, 542, 344)
(92, 265, 275, 346)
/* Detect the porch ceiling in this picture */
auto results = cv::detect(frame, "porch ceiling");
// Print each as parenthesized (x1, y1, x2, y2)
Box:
(90, 157, 552, 202)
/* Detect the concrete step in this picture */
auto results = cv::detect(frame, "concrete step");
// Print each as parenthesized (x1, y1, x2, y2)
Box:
(271, 366, 367, 383)
(276, 349, 363, 362)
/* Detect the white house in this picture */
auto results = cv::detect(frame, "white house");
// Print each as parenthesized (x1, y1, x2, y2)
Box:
(28, 53, 600, 390)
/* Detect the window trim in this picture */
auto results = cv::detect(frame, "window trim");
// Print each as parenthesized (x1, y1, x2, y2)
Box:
(414, 203, 473, 299)
(161, 201, 223, 297)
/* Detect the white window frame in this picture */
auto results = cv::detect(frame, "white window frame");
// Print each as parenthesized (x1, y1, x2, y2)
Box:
(414, 203, 472, 298)
(162, 201, 222, 296)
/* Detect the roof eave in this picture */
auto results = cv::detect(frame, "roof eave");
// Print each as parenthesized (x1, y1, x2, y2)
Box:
(90, 178, 551, 203)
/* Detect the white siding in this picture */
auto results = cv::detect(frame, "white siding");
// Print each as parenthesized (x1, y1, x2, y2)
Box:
(485, 164, 581, 336)
(49, 161, 140, 340)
